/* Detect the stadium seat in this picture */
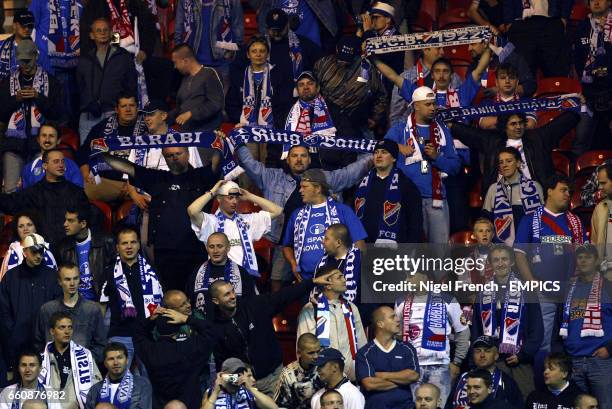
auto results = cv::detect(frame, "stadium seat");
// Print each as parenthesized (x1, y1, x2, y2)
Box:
(60, 126, 79, 152)
(444, 44, 472, 64)
(420, 0, 438, 20)
(115, 200, 135, 223)
(411, 11, 434, 32)
(534, 77, 582, 97)
(90, 200, 113, 233)
(570, 2, 588, 22)
(220, 122, 235, 136)
(552, 151, 571, 176)
(244, 11, 258, 43)
(469, 178, 483, 208)
(449, 230, 476, 245)
(438, 8, 473, 30)
(575, 150, 612, 176)
(452, 64, 469, 81)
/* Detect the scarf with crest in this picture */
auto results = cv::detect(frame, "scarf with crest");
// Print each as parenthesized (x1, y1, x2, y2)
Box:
(293, 198, 340, 267)
(47, 0, 81, 68)
(240, 64, 273, 127)
(106, 0, 136, 53)
(112, 254, 163, 319)
(7, 67, 49, 139)
(582, 11, 612, 84)
(98, 371, 134, 409)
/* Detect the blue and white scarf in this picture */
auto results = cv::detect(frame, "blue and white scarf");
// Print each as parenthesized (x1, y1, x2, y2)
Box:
(216, 210, 259, 277)
(212, 387, 255, 409)
(98, 370, 134, 409)
(479, 272, 524, 354)
(492, 173, 541, 245)
(288, 30, 303, 87)
(452, 369, 502, 409)
(560, 272, 604, 338)
(582, 12, 612, 84)
(46, 0, 81, 69)
(39, 341, 95, 409)
(283, 96, 335, 159)
(316, 245, 360, 302)
(354, 168, 402, 244)
(76, 230, 96, 300)
(215, 0, 238, 51)
(193, 259, 242, 314)
(402, 293, 448, 358)
(240, 64, 274, 127)
(315, 295, 359, 358)
(1, 240, 57, 281)
(293, 197, 340, 267)
(8, 382, 49, 409)
(180, 0, 199, 46)
(7, 67, 49, 138)
(112, 254, 163, 319)
(0, 36, 16, 81)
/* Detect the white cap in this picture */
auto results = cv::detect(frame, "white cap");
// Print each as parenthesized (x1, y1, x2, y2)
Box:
(370, 2, 395, 19)
(411, 86, 436, 105)
(217, 181, 241, 196)
(22, 233, 47, 251)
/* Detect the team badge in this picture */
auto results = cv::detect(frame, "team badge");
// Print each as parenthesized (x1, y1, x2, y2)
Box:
(383, 201, 401, 226)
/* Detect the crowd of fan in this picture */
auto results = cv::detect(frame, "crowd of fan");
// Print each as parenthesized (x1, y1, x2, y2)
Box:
(0, 0, 610, 408)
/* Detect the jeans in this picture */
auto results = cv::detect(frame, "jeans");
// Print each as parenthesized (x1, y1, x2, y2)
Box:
(539, 299, 558, 351)
(572, 356, 612, 409)
(2, 151, 24, 193)
(411, 364, 451, 408)
(422, 198, 450, 244)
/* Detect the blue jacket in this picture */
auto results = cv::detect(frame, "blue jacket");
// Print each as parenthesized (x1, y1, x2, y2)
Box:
(384, 121, 461, 199)
(503, 0, 574, 23)
(174, 0, 243, 62)
(235, 145, 371, 242)
(21, 156, 83, 189)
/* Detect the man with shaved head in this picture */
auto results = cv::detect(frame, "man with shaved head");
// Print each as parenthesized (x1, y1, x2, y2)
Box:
(415, 384, 440, 409)
(356, 305, 420, 409)
(275, 333, 323, 408)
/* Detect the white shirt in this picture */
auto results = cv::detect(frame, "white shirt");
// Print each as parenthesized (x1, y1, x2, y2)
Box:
(505, 138, 532, 179)
(311, 379, 365, 409)
(394, 294, 468, 366)
(192, 211, 271, 268)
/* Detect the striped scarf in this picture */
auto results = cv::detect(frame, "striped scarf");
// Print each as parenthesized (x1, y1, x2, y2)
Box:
(315, 245, 360, 302)
(193, 259, 242, 314)
(0, 36, 15, 81)
(401, 293, 447, 358)
(315, 296, 359, 359)
(212, 387, 255, 409)
(560, 272, 604, 338)
(215, 0, 238, 51)
(98, 371, 134, 409)
(582, 12, 612, 84)
(293, 198, 340, 267)
(216, 210, 259, 277)
(240, 64, 273, 127)
(47, 0, 81, 68)
(7, 67, 49, 139)
(112, 254, 163, 319)
(106, 0, 136, 53)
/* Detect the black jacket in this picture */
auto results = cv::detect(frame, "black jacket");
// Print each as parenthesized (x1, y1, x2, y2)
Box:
(574, 17, 612, 107)
(0, 262, 62, 366)
(76, 46, 137, 114)
(133, 315, 215, 409)
(471, 394, 517, 409)
(54, 230, 116, 298)
(525, 381, 584, 409)
(0, 71, 62, 155)
(209, 280, 315, 379)
(80, 0, 157, 57)
(0, 178, 90, 245)
(451, 111, 580, 195)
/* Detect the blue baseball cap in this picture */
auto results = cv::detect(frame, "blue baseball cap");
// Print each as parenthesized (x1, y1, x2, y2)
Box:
(314, 348, 344, 367)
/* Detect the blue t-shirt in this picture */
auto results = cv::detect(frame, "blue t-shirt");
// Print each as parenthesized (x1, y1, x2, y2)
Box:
(515, 208, 587, 284)
(21, 156, 84, 189)
(282, 201, 367, 278)
(563, 280, 612, 357)
(76, 237, 96, 301)
(356, 340, 419, 409)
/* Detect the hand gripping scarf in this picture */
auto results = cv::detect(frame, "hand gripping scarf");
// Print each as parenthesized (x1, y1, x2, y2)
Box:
(479, 272, 524, 354)
(47, 0, 81, 68)
(39, 341, 95, 409)
(582, 12, 612, 84)
(404, 112, 446, 208)
(215, 210, 259, 277)
(106, 0, 136, 53)
(193, 259, 242, 314)
(492, 173, 542, 245)
(215, 0, 238, 51)
(560, 272, 604, 338)
(401, 293, 448, 359)
(98, 370, 134, 409)
(7, 67, 49, 138)
(112, 254, 163, 319)
(354, 167, 402, 244)
(283, 96, 336, 159)
(240, 64, 274, 127)
(315, 245, 360, 302)
(293, 197, 340, 267)
(315, 295, 359, 359)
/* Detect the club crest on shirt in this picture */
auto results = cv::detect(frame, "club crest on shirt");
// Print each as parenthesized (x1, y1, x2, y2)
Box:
(310, 224, 326, 235)
(383, 201, 401, 226)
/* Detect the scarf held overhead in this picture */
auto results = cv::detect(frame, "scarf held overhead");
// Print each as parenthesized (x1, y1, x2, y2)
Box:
(46, 0, 81, 68)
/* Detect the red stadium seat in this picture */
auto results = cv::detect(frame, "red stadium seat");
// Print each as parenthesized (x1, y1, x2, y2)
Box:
(534, 77, 582, 97)
(243, 11, 258, 43)
(575, 150, 612, 176)
(452, 64, 469, 81)
(60, 126, 79, 152)
(411, 11, 434, 32)
(90, 200, 113, 233)
(552, 151, 571, 176)
(444, 43, 472, 64)
(570, 2, 588, 21)
(420, 0, 438, 20)
(57, 143, 75, 160)
(438, 8, 473, 29)
(469, 178, 483, 208)
(449, 230, 476, 245)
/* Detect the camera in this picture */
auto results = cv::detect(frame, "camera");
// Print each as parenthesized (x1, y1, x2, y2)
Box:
(221, 374, 239, 384)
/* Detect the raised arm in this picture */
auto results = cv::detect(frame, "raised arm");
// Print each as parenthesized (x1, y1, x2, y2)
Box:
(471, 47, 492, 83)
(187, 179, 225, 227)
(373, 58, 405, 89)
(100, 153, 136, 177)
(240, 188, 283, 219)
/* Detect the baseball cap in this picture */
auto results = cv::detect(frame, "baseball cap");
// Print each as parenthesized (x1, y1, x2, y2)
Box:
(140, 99, 170, 114)
(265, 8, 288, 30)
(14, 10, 35, 27)
(15, 39, 37, 61)
(301, 168, 328, 188)
(314, 348, 344, 367)
(221, 357, 248, 374)
(297, 71, 317, 83)
(23, 233, 47, 252)
(472, 335, 497, 349)
(370, 2, 395, 20)
(410, 86, 436, 105)
(217, 181, 241, 196)
(336, 35, 361, 63)
(374, 140, 398, 159)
